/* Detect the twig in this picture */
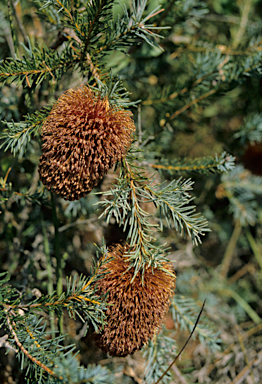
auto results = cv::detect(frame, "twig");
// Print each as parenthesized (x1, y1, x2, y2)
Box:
(5, 310, 63, 381)
(205, 323, 262, 377)
(169, 88, 218, 120)
(202, 13, 257, 27)
(170, 43, 262, 59)
(229, 351, 262, 384)
(154, 300, 206, 384)
(8, 278, 101, 311)
(0, 59, 74, 79)
(219, 288, 261, 324)
(149, 161, 218, 172)
(235, 325, 256, 384)
(220, 220, 242, 279)
(246, 230, 262, 269)
(228, 263, 253, 284)
(232, 0, 253, 49)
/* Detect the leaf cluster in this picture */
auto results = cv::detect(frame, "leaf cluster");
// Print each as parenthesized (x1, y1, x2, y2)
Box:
(143, 331, 177, 384)
(97, 155, 209, 272)
(0, 106, 51, 157)
(148, 152, 235, 175)
(220, 165, 262, 226)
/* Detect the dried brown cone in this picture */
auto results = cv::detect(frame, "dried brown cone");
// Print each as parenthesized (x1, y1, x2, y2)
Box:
(94, 244, 176, 357)
(38, 85, 136, 200)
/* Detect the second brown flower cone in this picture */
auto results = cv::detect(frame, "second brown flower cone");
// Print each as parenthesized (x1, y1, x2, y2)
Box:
(94, 244, 176, 357)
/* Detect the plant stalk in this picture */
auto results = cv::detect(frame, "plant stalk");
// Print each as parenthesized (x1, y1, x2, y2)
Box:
(246, 230, 262, 270)
(220, 220, 242, 279)
(220, 288, 261, 324)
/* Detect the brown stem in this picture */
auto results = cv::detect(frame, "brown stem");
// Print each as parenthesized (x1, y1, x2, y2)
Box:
(5, 310, 62, 380)
(220, 220, 242, 279)
(169, 88, 218, 120)
(232, 0, 253, 49)
(154, 300, 206, 384)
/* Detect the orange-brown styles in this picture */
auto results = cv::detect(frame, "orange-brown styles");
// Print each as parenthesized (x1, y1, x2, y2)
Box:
(38, 85, 135, 200)
(94, 244, 176, 357)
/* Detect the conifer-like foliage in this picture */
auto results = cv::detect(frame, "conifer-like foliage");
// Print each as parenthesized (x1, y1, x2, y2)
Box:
(1, 0, 262, 383)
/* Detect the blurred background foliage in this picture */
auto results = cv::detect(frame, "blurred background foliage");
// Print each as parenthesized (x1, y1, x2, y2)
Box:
(1, 0, 262, 383)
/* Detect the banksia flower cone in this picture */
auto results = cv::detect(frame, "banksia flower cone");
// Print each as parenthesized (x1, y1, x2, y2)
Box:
(94, 244, 176, 357)
(38, 85, 135, 200)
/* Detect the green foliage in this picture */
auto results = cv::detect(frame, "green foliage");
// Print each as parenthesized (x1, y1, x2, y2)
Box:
(40, 0, 114, 48)
(1, 0, 262, 383)
(143, 331, 177, 384)
(0, 270, 110, 383)
(0, 43, 75, 87)
(234, 113, 262, 145)
(0, 106, 51, 157)
(144, 178, 209, 243)
(221, 165, 262, 226)
(93, 77, 140, 108)
(0, 172, 48, 207)
(97, 156, 209, 273)
(53, 357, 114, 384)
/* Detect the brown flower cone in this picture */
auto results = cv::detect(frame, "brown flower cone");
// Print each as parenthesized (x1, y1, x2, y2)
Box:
(38, 85, 135, 200)
(94, 244, 176, 357)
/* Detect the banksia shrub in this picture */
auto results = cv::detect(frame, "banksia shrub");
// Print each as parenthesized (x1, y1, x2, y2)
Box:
(38, 85, 135, 200)
(94, 244, 176, 357)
